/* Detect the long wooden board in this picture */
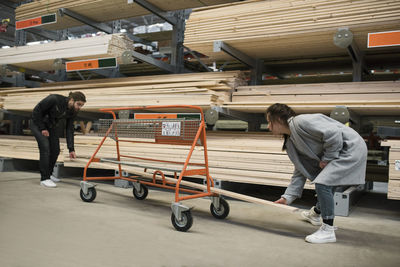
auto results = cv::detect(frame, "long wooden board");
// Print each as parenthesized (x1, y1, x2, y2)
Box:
(0, 34, 133, 71)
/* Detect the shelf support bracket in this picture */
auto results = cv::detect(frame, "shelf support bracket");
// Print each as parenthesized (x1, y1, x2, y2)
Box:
(334, 28, 370, 82)
(214, 40, 263, 85)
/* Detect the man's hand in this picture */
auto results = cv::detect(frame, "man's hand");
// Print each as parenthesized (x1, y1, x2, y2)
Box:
(41, 130, 49, 137)
(319, 161, 328, 169)
(274, 197, 287, 205)
(69, 151, 76, 160)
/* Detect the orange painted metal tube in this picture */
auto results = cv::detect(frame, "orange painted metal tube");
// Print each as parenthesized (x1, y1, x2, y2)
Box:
(182, 168, 207, 176)
(178, 192, 214, 201)
(174, 120, 204, 202)
(119, 153, 205, 167)
(83, 119, 115, 180)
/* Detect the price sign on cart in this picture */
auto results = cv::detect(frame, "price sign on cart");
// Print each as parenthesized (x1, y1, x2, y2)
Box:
(162, 122, 181, 136)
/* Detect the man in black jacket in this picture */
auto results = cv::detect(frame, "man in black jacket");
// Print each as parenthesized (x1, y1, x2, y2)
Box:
(31, 91, 86, 187)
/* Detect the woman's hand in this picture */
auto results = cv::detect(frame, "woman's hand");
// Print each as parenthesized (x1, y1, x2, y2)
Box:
(274, 197, 287, 205)
(319, 161, 328, 169)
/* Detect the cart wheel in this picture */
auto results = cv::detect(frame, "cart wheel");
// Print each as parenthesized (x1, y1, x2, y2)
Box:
(133, 184, 148, 200)
(210, 198, 230, 219)
(171, 210, 193, 232)
(80, 187, 96, 202)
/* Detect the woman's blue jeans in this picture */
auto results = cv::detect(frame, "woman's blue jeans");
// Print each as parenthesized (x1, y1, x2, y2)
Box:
(315, 183, 336, 220)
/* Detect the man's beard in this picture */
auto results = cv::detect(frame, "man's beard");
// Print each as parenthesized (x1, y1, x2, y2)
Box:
(68, 105, 78, 115)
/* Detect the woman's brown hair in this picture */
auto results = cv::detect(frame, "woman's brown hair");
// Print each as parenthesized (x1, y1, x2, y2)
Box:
(266, 103, 296, 151)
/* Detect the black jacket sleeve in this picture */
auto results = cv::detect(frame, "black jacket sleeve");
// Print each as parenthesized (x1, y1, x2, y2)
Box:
(66, 117, 74, 152)
(32, 95, 56, 131)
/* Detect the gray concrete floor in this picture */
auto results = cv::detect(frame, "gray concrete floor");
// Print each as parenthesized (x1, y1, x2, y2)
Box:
(0, 171, 399, 267)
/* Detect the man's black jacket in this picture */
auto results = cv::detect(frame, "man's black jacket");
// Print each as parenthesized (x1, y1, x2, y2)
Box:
(32, 94, 76, 152)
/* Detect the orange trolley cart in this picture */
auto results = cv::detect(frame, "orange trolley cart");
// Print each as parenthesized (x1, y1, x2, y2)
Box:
(79, 105, 230, 231)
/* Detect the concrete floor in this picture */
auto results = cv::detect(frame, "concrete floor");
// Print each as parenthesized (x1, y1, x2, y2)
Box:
(0, 171, 399, 267)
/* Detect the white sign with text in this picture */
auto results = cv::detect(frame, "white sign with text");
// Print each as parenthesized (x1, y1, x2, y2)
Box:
(162, 122, 181, 136)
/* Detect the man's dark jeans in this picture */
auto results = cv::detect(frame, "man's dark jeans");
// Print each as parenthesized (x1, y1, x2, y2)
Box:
(30, 122, 60, 181)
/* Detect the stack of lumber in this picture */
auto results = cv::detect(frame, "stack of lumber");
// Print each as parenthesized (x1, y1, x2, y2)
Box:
(0, 132, 313, 189)
(0, 71, 245, 111)
(0, 34, 133, 71)
(381, 140, 400, 200)
(226, 81, 400, 116)
(15, 0, 242, 30)
(63, 132, 314, 189)
(184, 0, 400, 62)
(0, 136, 65, 161)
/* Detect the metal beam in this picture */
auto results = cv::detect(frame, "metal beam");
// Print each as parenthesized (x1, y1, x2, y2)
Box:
(9, 23, 58, 40)
(183, 45, 212, 72)
(0, 38, 14, 47)
(88, 66, 125, 78)
(25, 27, 59, 40)
(211, 106, 265, 123)
(0, 74, 40, 87)
(1, 64, 66, 82)
(57, 29, 69, 41)
(347, 42, 369, 82)
(214, 40, 257, 68)
(131, 0, 177, 25)
(15, 29, 26, 46)
(58, 8, 113, 33)
(122, 50, 176, 73)
(170, 10, 185, 73)
(0, 1, 18, 11)
(214, 40, 264, 85)
(333, 28, 369, 82)
(125, 32, 156, 49)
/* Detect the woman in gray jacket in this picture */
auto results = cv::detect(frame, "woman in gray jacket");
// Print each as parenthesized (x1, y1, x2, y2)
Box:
(266, 103, 367, 244)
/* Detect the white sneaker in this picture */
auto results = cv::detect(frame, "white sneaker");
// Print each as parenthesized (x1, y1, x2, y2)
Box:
(40, 179, 57, 188)
(301, 206, 322, 226)
(305, 223, 337, 244)
(50, 175, 61, 182)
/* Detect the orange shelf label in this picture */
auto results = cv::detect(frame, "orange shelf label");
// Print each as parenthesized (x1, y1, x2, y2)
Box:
(368, 31, 400, 48)
(16, 17, 42, 30)
(16, 14, 56, 30)
(66, 60, 99, 72)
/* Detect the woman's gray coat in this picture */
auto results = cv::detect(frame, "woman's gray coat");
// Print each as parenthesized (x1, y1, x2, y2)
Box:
(282, 114, 367, 204)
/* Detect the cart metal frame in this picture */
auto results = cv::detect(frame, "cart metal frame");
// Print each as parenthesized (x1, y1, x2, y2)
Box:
(80, 105, 229, 231)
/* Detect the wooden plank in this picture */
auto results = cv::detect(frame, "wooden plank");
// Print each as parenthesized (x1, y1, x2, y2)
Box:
(15, 0, 242, 30)
(183, 0, 400, 62)
(0, 71, 244, 112)
(0, 34, 133, 71)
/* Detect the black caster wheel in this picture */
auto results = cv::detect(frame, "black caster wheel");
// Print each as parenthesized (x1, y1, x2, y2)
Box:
(80, 187, 97, 202)
(210, 198, 230, 219)
(132, 184, 148, 200)
(171, 210, 193, 232)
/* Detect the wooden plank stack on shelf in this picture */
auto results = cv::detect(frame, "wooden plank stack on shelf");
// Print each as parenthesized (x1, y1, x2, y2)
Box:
(184, 0, 400, 63)
(0, 71, 246, 111)
(62, 132, 314, 189)
(0, 33, 133, 71)
(0, 136, 59, 161)
(0, 132, 314, 189)
(381, 140, 400, 200)
(15, 0, 243, 30)
(226, 81, 400, 116)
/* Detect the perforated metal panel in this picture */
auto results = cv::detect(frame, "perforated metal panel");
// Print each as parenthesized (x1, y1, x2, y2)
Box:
(98, 118, 201, 145)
